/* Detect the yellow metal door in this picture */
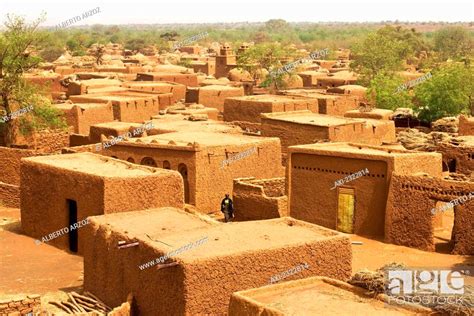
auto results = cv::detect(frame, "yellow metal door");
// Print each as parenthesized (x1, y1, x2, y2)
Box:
(337, 188, 355, 233)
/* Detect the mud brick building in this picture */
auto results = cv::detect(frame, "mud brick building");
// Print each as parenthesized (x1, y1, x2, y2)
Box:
(83, 208, 352, 315)
(287, 143, 442, 236)
(315, 71, 358, 89)
(122, 81, 186, 103)
(186, 85, 244, 112)
(88, 122, 150, 143)
(297, 71, 332, 87)
(189, 59, 216, 76)
(344, 109, 393, 120)
(436, 136, 474, 176)
(69, 93, 171, 122)
(229, 276, 429, 315)
(96, 131, 283, 212)
(67, 78, 123, 96)
(136, 72, 198, 87)
(20, 153, 184, 254)
(261, 111, 396, 154)
(224, 95, 318, 125)
(215, 43, 237, 78)
(54, 102, 115, 135)
(327, 84, 368, 102)
(279, 89, 360, 116)
(386, 174, 473, 255)
(232, 177, 288, 221)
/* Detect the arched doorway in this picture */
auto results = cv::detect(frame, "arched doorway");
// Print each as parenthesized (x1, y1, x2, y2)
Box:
(127, 157, 135, 163)
(178, 163, 190, 203)
(163, 160, 171, 170)
(141, 157, 157, 167)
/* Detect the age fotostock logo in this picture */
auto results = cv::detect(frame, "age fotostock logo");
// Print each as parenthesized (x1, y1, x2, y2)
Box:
(388, 270, 464, 295)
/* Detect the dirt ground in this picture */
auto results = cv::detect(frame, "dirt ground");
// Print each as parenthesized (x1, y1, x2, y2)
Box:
(1, 206, 472, 313)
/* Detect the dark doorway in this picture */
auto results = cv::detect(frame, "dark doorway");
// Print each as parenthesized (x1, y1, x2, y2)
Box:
(447, 159, 456, 172)
(178, 163, 190, 203)
(67, 199, 78, 253)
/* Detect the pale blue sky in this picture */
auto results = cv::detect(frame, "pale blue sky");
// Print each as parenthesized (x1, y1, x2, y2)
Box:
(0, 0, 472, 26)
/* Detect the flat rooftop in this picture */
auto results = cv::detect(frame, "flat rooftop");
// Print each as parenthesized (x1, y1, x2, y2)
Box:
(290, 142, 429, 157)
(53, 103, 110, 110)
(232, 277, 427, 315)
(262, 111, 362, 127)
(148, 116, 238, 134)
(125, 131, 274, 148)
(227, 94, 312, 103)
(22, 152, 160, 177)
(90, 208, 343, 262)
(91, 122, 144, 129)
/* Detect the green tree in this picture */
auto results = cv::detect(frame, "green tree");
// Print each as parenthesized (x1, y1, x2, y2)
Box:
(351, 26, 418, 85)
(237, 43, 297, 91)
(433, 26, 473, 61)
(367, 72, 413, 110)
(413, 64, 474, 122)
(0, 14, 66, 146)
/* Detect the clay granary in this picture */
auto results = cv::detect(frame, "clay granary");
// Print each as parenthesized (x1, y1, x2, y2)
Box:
(20, 153, 184, 253)
(83, 208, 352, 315)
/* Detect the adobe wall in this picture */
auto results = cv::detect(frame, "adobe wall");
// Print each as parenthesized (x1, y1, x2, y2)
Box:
(123, 81, 186, 103)
(194, 86, 244, 112)
(385, 174, 474, 254)
(458, 115, 474, 136)
(20, 157, 184, 254)
(0, 182, 20, 208)
(97, 144, 198, 205)
(289, 153, 389, 236)
(0, 294, 41, 315)
(318, 95, 359, 116)
(136, 72, 198, 87)
(83, 217, 352, 315)
(261, 118, 396, 154)
(0, 147, 37, 185)
(233, 177, 288, 221)
(68, 104, 115, 135)
(194, 139, 284, 212)
(224, 97, 318, 123)
(69, 95, 161, 122)
(436, 141, 473, 176)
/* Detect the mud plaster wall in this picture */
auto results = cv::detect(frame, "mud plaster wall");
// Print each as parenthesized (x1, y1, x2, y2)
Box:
(125, 82, 186, 103)
(195, 140, 284, 212)
(0, 294, 41, 315)
(0, 182, 20, 208)
(27, 128, 70, 153)
(318, 95, 359, 116)
(137, 73, 198, 87)
(70, 104, 115, 134)
(289, 153, 389, 236)
(385, 174, 474, 254)
(83, 221, 352, 316)
(459, 116, 474, 136)
(20, 160, 184, 254)
(233, 177, 288, 221)
(97, 145, 197, 205)
(436, 142, 473, 176)
(196, 87, 244, 112)
(224, 98, 318, 123)
(0, 147, 37, 185)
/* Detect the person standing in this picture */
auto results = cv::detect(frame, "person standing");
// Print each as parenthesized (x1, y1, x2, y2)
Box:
(221, 194, 234, 222)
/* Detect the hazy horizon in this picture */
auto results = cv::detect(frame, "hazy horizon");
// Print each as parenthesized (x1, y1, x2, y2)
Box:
(0, 0, 473, 26)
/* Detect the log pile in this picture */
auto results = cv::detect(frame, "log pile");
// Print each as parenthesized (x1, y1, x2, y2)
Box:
(49, 291, 112, 315)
